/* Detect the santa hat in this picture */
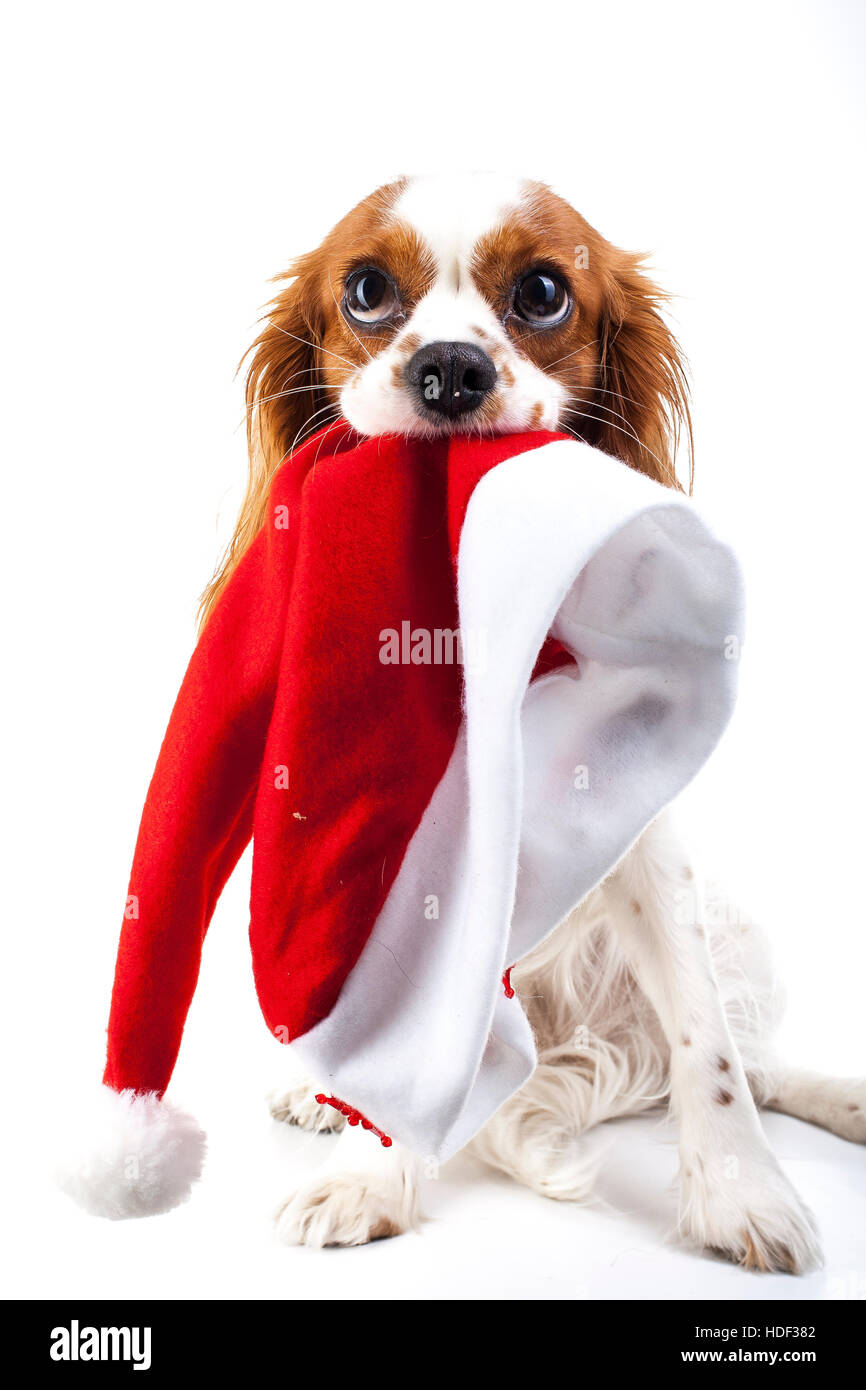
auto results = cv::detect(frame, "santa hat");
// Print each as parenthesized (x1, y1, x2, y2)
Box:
(57, 425, 743, 1218)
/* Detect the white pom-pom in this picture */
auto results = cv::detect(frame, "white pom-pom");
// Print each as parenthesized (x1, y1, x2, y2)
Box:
(56, 1086, 206, 1219)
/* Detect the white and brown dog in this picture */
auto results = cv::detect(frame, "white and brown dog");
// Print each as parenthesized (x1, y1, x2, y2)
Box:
(201, 173, 864, 1271)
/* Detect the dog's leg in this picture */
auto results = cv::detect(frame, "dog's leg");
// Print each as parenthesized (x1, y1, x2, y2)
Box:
(469, 1046, 661, 1201)
(471, 882, 670, 1198)
(268, 1078, 347, 1134)
(275, 1123, 421, 1247)
(606, 813, 822, 1273)
(765, 1070, 866, 1144)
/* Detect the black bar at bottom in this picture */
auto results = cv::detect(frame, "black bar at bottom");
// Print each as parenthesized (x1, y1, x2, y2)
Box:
(5, 1297, 861, 1374)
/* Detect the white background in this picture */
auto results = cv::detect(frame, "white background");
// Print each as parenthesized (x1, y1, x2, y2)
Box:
(2, 0, 864, 1301)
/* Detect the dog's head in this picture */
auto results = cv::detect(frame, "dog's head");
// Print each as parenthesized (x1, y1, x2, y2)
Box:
(202, 175, 691, 622)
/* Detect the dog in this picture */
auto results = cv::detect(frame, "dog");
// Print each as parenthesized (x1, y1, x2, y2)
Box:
(201, 173, 864, 1270)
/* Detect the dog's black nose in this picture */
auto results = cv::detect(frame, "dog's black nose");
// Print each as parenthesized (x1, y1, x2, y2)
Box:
(406, 341, 497, 418)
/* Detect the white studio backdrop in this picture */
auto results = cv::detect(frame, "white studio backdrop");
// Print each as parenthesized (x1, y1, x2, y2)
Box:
(1, 0, 864, 1298)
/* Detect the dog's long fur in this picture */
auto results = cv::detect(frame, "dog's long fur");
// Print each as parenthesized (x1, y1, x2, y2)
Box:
(211, 175, 864, 1269)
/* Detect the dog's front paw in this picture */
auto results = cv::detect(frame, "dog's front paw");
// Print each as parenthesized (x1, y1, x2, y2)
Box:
(679, 1154, 822, 1274)
(268, 1080, 346, 1133)
(275, 1166, 418, 1248)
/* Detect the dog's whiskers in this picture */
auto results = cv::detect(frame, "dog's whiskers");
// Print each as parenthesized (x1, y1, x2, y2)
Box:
(289, 401, 344, 456)
(545, 338, 600, 370)
(269, 321, 359, 373)
(247, 373, 350, 415)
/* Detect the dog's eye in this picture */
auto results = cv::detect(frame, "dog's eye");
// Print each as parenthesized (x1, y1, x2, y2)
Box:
(514, 271, 570, 325)
(344, 269, 399, 324)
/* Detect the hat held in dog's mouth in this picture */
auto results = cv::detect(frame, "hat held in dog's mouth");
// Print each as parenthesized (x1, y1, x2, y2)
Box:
(57, 423, 742, 1219)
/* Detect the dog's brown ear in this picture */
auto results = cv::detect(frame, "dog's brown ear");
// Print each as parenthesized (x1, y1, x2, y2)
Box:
(199, 254, 326, 628)
(245, 250, 330, 472)
(588, 251, 692, 492)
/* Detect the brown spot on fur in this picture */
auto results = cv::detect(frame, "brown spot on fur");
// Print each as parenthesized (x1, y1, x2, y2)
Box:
(738, 1232, 798, 1274)
(695, 926, 705, 938)
(390, 361, 405, 389)
(400, 331, 422, 355)
(368, 1217, 403, 1242)
(718, 1057, 731, 1072)
(717, 1088, 734, 1105)
(529, 401, 544, 429)
(631, 899, 642, 916)
(683, 866, 694, 880)
(848, 1103, 859, 1112)
(500, 363, 516, 388)
(739, 1233, 770, 1272)
(682, 1035, 692, 1047)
